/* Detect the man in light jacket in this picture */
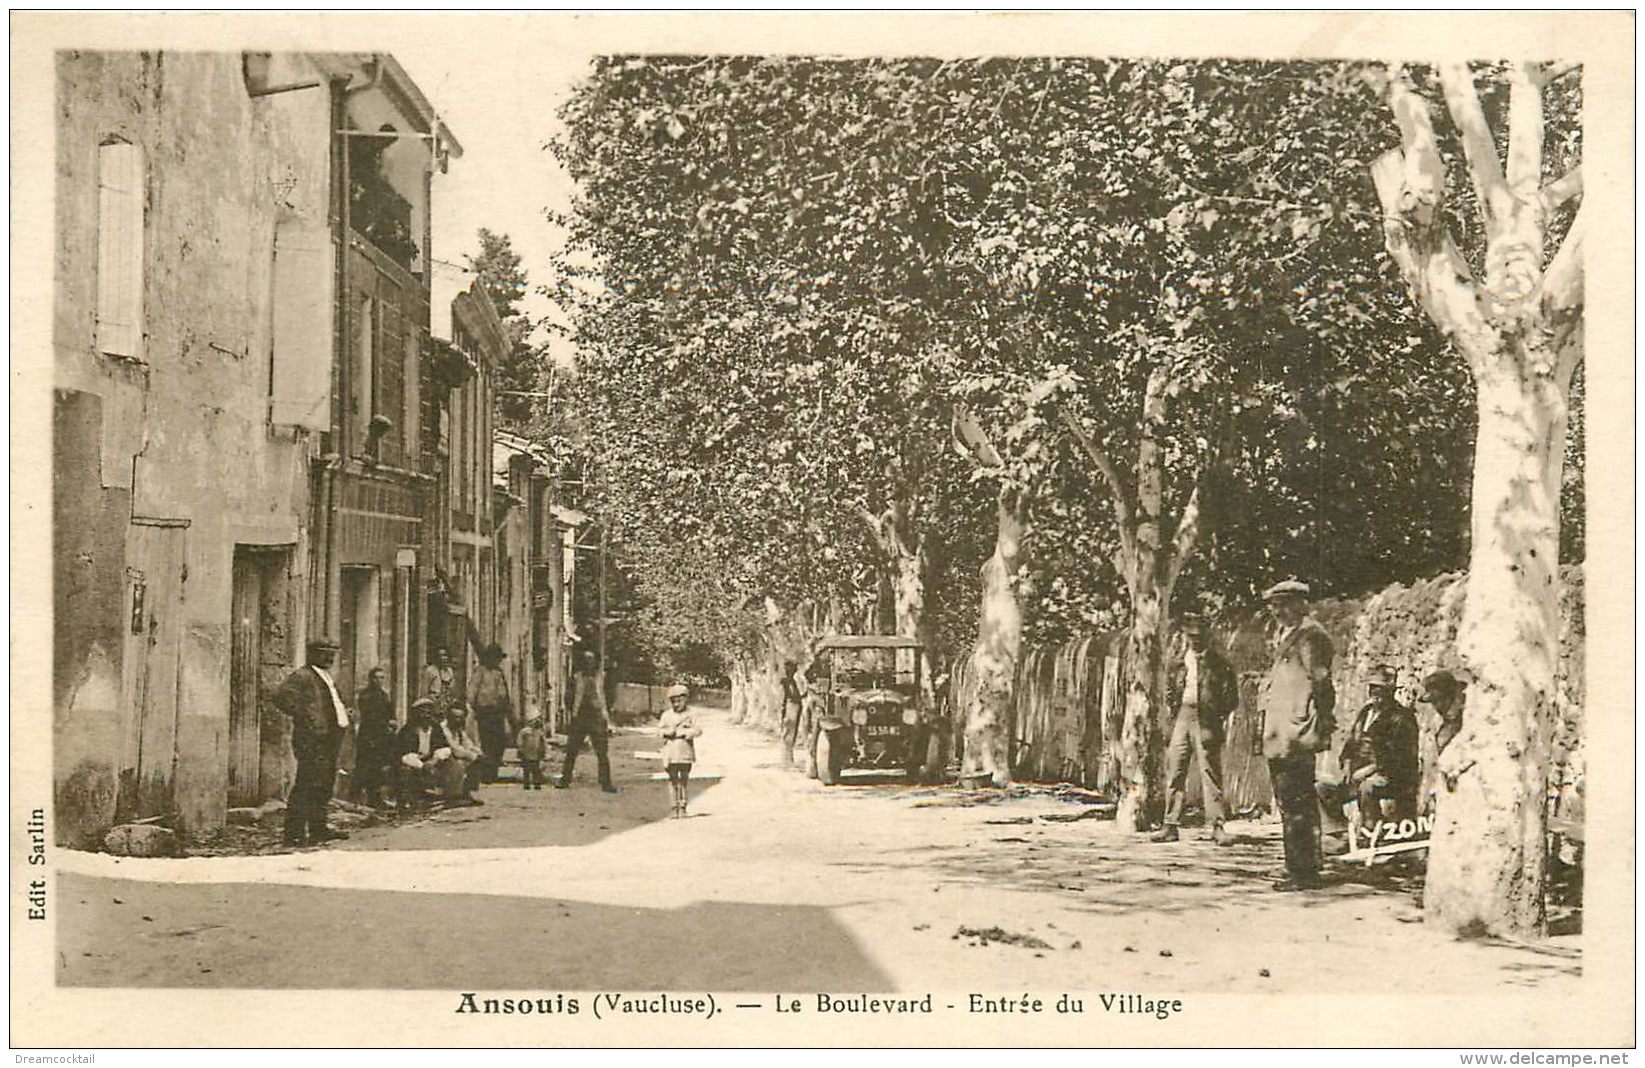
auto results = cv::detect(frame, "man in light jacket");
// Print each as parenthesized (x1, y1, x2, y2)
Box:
(1256, 580, 1336, 891)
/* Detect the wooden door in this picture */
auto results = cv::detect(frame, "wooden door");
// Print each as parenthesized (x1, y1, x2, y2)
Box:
(117, 522, 186, 822)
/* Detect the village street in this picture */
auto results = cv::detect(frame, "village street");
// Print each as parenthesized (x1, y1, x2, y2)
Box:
(56, 708, 1581, 995)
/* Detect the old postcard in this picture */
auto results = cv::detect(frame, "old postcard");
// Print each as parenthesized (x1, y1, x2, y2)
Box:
(10, 10, 1634, 1050)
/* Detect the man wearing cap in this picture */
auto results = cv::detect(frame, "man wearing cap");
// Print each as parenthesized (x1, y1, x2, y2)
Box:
(1152, 613, 1240, 845)
(555, 649, 617, 793)
(1320, 666, 1421, 836)
(1256, 580, 1336, 890)
(271, 638, 352, 845)
(397, 697, 457, 812)
(468, 643, 512, 783)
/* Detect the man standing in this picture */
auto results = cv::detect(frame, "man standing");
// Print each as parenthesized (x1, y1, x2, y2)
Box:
(272, 638, 352, 846)
(352, 666, 397, 810)
(1256, 580, 1336, 891)
(468, 643, 512, 783)
(423, 647, 456, 713)
(555, 649, 617, 793)
(779, 661, 804, 767)
(1151, 613, 1240, 845)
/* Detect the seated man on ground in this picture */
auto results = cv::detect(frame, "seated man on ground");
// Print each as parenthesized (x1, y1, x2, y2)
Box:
(442, 704, 487, 805)
(397, 698, 481, 809)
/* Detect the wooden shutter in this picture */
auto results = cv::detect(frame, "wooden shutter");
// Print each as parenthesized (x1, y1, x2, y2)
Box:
(270, 223, 336, 429)
(96, 140, 144, 359)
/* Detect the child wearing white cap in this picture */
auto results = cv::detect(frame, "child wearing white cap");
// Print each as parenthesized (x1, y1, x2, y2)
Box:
(658, 684, 701, 819)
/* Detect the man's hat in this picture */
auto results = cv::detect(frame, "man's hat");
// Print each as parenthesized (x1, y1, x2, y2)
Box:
(1366, 665, 1396, 688)
(485, 643, 506, 660)
(410, 696, 438, 713)
(1262, 579, 1311, 602)
(666, 684, 689, 698)
(1179, 612, 1209, 634)
(1423, 668, 1464, 692)
(306, 636, 341, 654)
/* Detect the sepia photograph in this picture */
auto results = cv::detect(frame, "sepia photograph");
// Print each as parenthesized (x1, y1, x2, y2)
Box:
(9, 10, 1634, 1051)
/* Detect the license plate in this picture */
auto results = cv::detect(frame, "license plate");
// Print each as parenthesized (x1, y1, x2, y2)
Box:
(863, 725, 900, 737)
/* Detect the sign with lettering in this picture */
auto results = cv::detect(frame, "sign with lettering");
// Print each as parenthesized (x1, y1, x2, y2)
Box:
(1344, 813, 1433, 866)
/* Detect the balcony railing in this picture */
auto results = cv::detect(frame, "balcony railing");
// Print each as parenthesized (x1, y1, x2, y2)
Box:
(350, 176, 418, 270)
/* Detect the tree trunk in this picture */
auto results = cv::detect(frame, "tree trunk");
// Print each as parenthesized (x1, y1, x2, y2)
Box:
(892, 542, 937, 708)
(1368, 63, 1583, 938)
(960, 493, 1026, 786)
(1117, 373, 1168, 831)
(1427, 358, 1567, 936)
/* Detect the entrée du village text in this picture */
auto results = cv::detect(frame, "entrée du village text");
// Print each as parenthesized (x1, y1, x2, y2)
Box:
(455, 992, 1186, 1020)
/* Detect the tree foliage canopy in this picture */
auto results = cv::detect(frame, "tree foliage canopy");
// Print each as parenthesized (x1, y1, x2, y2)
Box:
(547, 55, 1581, 674)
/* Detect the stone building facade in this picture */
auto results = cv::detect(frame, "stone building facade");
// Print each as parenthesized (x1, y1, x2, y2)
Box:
(52, 50, 462, 846)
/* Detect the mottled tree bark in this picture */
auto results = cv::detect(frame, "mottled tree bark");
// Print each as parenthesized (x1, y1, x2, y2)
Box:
(1372, 62, 1583, 937)
(1062, 370, 1210, 832)
(962, 493, 1027, 785)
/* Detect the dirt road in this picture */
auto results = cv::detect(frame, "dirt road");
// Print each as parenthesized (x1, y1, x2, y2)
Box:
(56, 708, 1581, 992)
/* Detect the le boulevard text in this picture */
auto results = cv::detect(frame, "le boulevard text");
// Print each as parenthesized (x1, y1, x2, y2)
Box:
(455, 992, 1185, 1020)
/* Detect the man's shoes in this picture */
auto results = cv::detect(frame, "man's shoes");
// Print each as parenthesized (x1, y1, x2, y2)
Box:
(282, 833, 307, 847)
(310, 828, 349, 843)
(1272, 874, 1323, 892)
(601, 784, 619, 794)
(552, 778, 570, 789)
(1149, 826, 1180, 843)
(1211, 823, 1233, 847)
(464, 795, 485, 807)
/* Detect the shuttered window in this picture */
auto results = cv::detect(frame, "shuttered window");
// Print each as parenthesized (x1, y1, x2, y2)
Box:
(95, 139, 144, 359)
(270, 223, 335, 429)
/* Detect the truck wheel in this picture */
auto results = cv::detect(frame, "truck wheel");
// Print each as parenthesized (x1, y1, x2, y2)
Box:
(816, 731, 837, 786)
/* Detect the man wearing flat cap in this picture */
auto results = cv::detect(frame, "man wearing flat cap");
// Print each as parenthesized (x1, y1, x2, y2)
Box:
(1152, 612, 1240, 845)
(1256, 580, 1336, 889)
(272, 637, 352, 846)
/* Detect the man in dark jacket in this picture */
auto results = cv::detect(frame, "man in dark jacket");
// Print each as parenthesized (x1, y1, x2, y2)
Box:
(272, 637, 352, 846)
(1329, 665, 1421, 825)
(1256, 580, 1336, 890)
(555, 649, 617, 793)
(396, 697, 456, 811)
(352, 666, 397, 809)
(1151, 613, 1240, 845)
(467, 643, 512, 783)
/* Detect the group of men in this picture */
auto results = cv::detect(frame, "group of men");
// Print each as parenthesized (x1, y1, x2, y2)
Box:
(273, 639, 620, 847)
(1151, 579, 1468, 891)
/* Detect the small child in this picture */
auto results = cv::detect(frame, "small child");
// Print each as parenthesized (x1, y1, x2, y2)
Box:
(516, 714, 548, 790)
(657, 684, 701, 818)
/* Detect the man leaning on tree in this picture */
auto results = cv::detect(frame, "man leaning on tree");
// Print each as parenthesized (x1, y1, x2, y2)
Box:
(1151, 612, 1240, 845)
(1256, 580, 1336, 891)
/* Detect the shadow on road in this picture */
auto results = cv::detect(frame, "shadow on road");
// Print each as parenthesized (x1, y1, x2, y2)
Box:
(58, 872, 892, 991)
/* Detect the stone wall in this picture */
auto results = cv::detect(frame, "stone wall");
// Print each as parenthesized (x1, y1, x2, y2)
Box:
(961, 567, 1585, 815)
